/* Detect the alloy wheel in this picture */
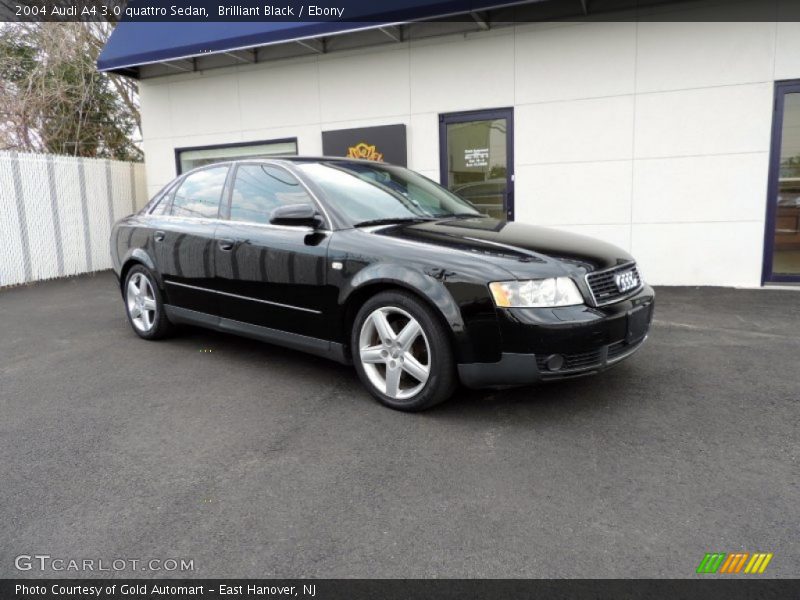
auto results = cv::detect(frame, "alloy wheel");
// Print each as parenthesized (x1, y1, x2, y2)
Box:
(126, 272, 157, 332)
(358, 306, 431, 400)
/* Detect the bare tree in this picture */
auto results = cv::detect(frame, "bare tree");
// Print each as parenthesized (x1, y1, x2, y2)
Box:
(0, 21, 142, 160)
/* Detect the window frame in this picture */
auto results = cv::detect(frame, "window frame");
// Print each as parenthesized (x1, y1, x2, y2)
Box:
(763, 79, 800, 284)
(438, 107, 514, 221)
(174, 138, 298, 176)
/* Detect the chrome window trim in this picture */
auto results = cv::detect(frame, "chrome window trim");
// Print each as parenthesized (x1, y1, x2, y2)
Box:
(222, 218, 317, 233)
(151, 215, 218, 225)
(583, 261, 643, 307)
(165, 280, 322, 315)
(148, 213, 321, 234)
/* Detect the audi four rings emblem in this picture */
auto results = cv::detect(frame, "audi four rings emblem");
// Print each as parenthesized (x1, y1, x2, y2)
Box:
(614, 270, 639, 293)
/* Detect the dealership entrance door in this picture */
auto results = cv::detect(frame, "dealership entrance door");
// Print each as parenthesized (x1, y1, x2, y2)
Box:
(439, 108, 514, 220)
(765, 80, 800, 283)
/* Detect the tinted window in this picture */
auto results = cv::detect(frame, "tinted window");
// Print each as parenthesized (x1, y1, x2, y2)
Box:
(171, 166, 228, 218)
(149, 195, 170, 215)
(147, 181, 178, 215)
(229, 164, 313, 224)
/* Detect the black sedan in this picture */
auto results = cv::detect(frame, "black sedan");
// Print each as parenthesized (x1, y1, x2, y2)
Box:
(111, 157, 654, 411)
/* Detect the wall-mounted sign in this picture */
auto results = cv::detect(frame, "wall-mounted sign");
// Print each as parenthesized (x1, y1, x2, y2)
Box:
(464, 147, 489, 168)
(347, 142, 383, 162)
(322, 124, 407, 166)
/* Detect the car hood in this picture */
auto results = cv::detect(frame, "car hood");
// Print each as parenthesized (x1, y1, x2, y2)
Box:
(374, 217, 633, 279)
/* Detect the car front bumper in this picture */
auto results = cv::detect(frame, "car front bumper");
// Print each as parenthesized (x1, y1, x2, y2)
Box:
(458, 284, 654, 388)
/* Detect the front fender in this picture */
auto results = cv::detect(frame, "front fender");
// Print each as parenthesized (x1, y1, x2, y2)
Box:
(340, 263, 501, 363)
(343, 263, 466, 333)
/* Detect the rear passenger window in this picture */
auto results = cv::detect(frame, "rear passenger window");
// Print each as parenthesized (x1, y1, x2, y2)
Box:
(149, 195, 170, 215)
(148, 181, 177, 215)
(170, 166, 228, 219)
(229, 164, 313, 224)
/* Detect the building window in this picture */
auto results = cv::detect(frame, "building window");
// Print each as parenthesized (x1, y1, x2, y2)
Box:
(175, 138, 298, 174)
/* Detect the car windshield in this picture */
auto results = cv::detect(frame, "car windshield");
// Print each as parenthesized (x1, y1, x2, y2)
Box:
(295, 161, 483, 226)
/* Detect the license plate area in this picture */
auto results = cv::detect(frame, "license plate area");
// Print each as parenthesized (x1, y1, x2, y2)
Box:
(626, 303, 652, 343)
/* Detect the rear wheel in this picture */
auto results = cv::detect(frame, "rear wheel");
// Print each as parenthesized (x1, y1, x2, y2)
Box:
(123, 265, 174, 340)
(352, 291, 456, 411)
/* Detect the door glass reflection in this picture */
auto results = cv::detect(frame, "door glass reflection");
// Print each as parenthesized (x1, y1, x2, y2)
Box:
(445, 118, 508, 219)
(774, 93, 800, 275)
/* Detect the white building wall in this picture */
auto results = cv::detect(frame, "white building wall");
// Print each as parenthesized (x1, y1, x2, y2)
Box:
(138, 14, 800, 287)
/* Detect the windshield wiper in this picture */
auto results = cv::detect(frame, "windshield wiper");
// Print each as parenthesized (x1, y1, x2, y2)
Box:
(353, 217, 435, 227)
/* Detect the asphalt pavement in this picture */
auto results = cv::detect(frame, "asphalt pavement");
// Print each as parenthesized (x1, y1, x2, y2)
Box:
(1, 272, 798, 578)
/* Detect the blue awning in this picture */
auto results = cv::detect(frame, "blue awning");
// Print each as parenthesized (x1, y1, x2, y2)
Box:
(97, 21, 376, 72)
(97, 0, 543, 76)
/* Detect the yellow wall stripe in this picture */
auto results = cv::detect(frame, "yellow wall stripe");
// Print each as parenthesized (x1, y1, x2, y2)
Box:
(745, 553, 765, 574)
(746, 554, 762, 573)
(758, 553, 773, 574)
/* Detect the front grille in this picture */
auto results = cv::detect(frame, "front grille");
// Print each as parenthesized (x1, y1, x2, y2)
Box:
(585, 262, 642, 306)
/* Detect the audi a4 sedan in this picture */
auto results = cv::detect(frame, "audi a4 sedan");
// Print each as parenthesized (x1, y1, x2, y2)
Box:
(111, 157, 654, 411)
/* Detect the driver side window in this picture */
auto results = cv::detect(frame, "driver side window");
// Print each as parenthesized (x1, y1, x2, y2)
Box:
(229, 164, 313, 224)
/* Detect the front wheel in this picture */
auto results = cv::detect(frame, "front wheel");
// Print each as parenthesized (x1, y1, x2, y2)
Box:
(352, 291, 457, 411)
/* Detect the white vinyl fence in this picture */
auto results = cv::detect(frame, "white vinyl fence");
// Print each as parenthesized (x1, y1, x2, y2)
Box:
(0, 151, 148, 287)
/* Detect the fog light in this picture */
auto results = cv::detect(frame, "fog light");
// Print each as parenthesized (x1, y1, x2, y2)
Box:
(545, 354, 564, 372)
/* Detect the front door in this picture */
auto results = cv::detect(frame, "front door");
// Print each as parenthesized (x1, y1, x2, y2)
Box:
(764, 80, 800, 283)
(439, 108, 514, 220)
(214, 162, 331, 338)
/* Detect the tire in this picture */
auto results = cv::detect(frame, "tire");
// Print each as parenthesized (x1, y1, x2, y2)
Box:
(123, 264, 175, 340)
(351, 290, 457, 411)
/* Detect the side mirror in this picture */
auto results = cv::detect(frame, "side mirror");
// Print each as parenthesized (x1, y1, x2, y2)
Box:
(269, 203, 320, 227)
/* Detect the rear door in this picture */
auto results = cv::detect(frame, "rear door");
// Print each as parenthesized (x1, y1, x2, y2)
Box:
(214, 162, 332, 338)
(152, 164, 229, 315)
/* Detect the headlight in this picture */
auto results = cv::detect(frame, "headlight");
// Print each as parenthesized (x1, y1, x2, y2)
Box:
(489, 277, 584, 308)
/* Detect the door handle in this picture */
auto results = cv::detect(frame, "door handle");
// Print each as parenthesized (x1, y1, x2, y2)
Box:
(218, 239, 235, 251)
(153, 230, 165, 242)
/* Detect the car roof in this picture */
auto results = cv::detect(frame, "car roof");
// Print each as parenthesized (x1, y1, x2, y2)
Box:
(178, 156, 401, 179)
(264, 155, 399, 166)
